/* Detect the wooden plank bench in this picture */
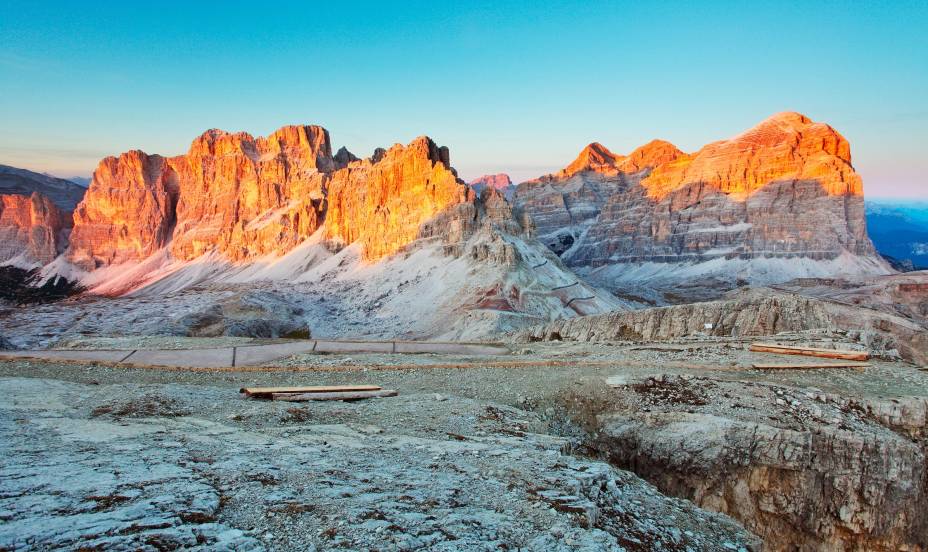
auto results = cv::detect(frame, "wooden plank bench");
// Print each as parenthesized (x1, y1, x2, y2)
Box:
(750, 343, 869, 361)
(241, 385, 382, 399)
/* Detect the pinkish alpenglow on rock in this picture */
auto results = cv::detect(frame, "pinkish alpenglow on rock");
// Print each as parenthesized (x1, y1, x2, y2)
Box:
(469, 173, 515, 200)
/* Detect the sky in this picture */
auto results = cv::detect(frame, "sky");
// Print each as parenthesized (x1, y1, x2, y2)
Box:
(1, 1, 926, 198)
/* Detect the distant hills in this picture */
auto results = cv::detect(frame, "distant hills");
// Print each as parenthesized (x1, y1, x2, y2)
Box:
(0, 164, 87, 212)
(64, 176, 91, 187)
(866, 200, 928, 270)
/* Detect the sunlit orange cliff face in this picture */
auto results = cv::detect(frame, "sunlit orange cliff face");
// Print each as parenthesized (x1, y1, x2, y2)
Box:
(641, 112, 862, 201)
(0, 193, 69, 265)
(66, 126, 475, 270)
(513, 112, 876, 266)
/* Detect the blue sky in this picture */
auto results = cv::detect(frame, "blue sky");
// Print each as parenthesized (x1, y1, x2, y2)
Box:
(1, 1, 926, 198)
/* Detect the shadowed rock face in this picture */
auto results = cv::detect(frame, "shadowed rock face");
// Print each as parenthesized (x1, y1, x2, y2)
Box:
(514, 112, 879, 268)
(65, 126, 492, 267)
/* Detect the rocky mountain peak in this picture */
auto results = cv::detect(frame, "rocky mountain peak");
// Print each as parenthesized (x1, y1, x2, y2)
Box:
(323, 135, 471, 260)
(734, 111, 850, 161)
(187, 129, 253, 159)
(469, 174, 515, 201)
(469, 173, 512, 189)
(62, 126, 509, 268)
(618, 139, 684, 173)
(513, 112, 881, 279)
(186, 125, 335, 172)
(68, 150, 178, 269)
(0, 192, 69, 266)
(643, 111, 858, 200)
(259, 125, 333, 169)
(407, 135, 452, 169)
(334, 146, 360, 168)
(562, 142, 623, 176)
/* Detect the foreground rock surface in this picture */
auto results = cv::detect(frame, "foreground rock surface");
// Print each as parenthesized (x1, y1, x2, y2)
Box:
(561, 372, 928, 551)
(3, 339, 926, 550)
(0, 376, 757, 551)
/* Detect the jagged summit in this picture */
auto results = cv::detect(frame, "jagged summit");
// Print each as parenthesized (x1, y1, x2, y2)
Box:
(643, 111, 858, 200)
(561, 142, 622, 177)
(334, 146, 359, 168)
(513, 112, 886, 295)
(548, 139, 685, 181)
(618, 139, 683, 173)
(468, 173, 511, 189)
(16, 124, 618, 340)
(65, 126, 480, 267)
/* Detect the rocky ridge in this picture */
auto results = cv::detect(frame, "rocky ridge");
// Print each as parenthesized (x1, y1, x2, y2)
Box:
(517, 287, 928, 365)
(559, 372, 928, 551)
(0, 376, 760, 551)
(513, 113, 884, 283)
(0, 164, 87, 212)
(66, 125, 497, 271)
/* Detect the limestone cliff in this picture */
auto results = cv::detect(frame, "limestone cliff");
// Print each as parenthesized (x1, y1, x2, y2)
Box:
(0, 165, 86, 267)
(0, 192, 69, 266)
(168, 126, 331, 261)
(65, 126, 495, 268)
(324, 136, 473, 260)
(68, 151, 179, 269)
(514, 112, 880, 270)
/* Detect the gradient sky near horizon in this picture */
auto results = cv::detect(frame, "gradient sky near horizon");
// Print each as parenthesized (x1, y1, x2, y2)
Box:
(1, 1, 926, 198)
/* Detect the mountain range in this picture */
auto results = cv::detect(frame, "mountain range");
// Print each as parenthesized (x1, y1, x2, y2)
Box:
(865, 200, 928, 270)
(0, 112, 904, 337)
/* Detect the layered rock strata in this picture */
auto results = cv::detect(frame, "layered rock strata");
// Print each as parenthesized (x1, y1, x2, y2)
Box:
(69, 151, 179, 269)
(561, 373, 928, 551)
(514, 112, 879, 267)
(517, 288, 928, 366)
(324, 137, 473, 259)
